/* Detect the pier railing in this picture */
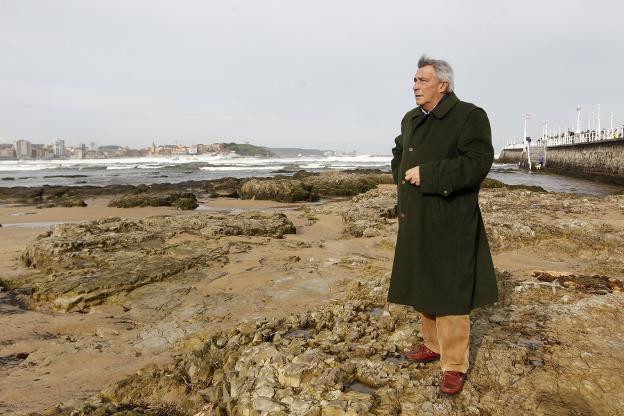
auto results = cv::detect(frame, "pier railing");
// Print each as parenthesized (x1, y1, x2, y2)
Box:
(504, 126, 624, 149)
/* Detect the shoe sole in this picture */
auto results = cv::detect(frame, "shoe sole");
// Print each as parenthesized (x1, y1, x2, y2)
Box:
(404, 356, 440, 363)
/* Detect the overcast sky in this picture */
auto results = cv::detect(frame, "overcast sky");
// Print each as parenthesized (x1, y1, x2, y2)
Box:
(1, 0, 623, 154)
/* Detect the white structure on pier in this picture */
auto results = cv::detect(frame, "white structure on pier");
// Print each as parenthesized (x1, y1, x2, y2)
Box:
(611, 112, 614, 130)
(505, 106, 623, 150)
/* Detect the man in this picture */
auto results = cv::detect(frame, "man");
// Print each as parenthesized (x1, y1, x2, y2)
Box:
(387, 55, 498, 395)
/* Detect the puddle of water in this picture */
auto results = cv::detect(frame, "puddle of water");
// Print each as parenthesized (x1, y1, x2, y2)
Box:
(369, 307, 385, 317)
(345, 382, 374, 394)
(8, 212, 39, 217)
(273, 275, 296, 284)
(1, 221, 77, 228)
(0, 352, 29, 368)
(0, 287, 31, 315)
(195, 204, 236, 212)
(383, 354, 406, 364)
(517, 337, 544, 349)
(283, 328, 311, 340)
(196, 199, 330, 213)
(527, 356, 545, 367)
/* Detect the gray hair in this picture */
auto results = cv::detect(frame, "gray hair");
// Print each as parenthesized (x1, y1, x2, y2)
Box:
(418, 55, 454, 93)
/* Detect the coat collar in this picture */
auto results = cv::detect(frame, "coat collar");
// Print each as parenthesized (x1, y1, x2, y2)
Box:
(431, 92, 459, 119)
(411, 92, 459, 120)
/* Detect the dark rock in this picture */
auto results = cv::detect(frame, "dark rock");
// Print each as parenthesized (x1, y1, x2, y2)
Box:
(36, 199, 88, 209)
(481, 178, 547, 192)
(238, 171, 392, 203)
(292, 170, 320, 180)
(108, 193, 198, 210)
(272, 165, 301, 173)
(239, 178, 318, 202)
(303, 171, 392, 197)
(43, 175, 88, 179)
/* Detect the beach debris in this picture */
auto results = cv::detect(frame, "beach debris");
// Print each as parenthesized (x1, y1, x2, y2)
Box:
(532, 270, 623, 294)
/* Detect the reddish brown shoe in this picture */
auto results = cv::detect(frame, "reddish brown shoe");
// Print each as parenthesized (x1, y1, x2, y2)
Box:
(439, 371, 466, 395)
(404, 344, 440, 362)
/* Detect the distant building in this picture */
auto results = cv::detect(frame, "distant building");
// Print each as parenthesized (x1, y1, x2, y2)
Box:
(170, 145, 188, 155)
(98, 145, 125, 158)
(52, 139, 66, 157)
(70, 143, 87, 159)
(0, 143, 15, 159)
(13, 139, 32, 159)
(32, 143, 54, 159)
(188, 145, 198, 155)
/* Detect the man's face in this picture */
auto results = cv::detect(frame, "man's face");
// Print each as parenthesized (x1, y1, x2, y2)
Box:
(413, 65, 447, 111)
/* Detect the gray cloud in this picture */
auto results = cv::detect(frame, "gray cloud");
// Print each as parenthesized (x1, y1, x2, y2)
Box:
(1, 0, 622, 153)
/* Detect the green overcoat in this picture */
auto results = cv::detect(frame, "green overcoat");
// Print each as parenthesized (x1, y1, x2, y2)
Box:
(387, 92, 498, 316)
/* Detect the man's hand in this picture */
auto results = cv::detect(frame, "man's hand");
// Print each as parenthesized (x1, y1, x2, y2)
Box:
(405, 166, 421, 186)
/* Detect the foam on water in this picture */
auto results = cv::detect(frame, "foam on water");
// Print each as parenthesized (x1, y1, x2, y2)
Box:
(199, 165, 285, 171)
(0, 154, 392, 173)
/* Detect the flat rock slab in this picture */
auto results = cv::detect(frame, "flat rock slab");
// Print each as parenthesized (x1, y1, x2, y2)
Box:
(17, 212, 295, 312)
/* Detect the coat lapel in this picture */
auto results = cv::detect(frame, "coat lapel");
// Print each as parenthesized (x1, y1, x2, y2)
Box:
(432, 92, 459, 119)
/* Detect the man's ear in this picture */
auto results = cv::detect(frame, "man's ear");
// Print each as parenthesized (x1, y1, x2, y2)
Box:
(438, 81, 449, 93)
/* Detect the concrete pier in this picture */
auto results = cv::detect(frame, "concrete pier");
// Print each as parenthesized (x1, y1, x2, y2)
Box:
(498, 139, 624, 185)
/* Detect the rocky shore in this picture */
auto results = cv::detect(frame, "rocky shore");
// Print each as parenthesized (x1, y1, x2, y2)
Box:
(1, 172, 624, 415)
(0, 170, 393, 207)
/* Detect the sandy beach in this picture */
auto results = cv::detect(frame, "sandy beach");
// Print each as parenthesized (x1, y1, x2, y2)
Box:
(1, 178, 623, 415)
(0, 193, 382, 413)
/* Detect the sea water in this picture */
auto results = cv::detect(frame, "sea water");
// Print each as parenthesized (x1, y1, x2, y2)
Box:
(0, 155, 622, 196)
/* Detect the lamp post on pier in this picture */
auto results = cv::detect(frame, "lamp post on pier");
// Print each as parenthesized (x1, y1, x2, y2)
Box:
(524, 113, 532, 170)
(576, 105, 582, 134)
(597, 104, 601, 135)
(523, 113, 531, 147)
(611, 112, 614, 138)
(590, 112, 594, 131)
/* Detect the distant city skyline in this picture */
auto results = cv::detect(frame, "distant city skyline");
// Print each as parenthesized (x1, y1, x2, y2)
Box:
(1, 1, 623, 154)
(0, 137, 353, 160)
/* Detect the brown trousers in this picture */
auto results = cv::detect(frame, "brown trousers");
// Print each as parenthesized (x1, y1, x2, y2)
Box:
(420, 313, 470, 373)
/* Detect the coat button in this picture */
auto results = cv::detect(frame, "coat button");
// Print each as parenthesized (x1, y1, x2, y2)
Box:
(408, 147, 413, 152)
(400, 213, 406, 219)
(442, 190, 449, 196)
(401, 180, 406, 185)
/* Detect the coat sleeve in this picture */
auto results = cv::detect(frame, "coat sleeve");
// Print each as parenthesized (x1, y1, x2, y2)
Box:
(419, 108, 493, 196)
(390, 116, 406, 185)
